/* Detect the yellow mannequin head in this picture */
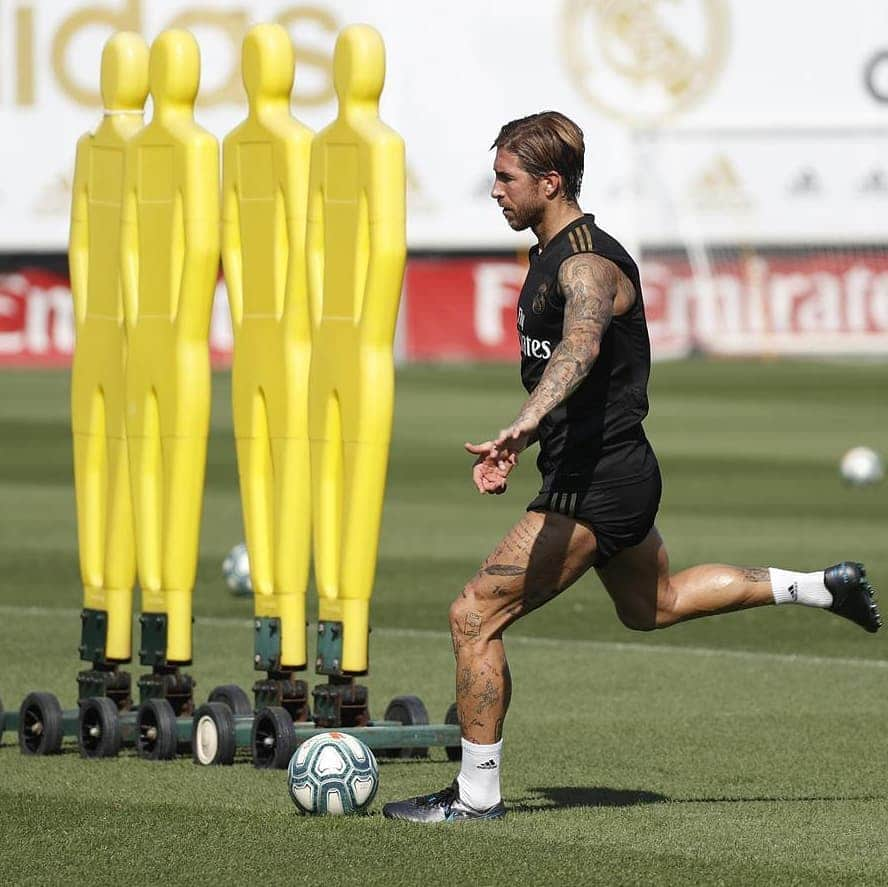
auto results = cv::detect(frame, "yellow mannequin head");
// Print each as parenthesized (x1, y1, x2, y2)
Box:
(149, 29, 200, 114)
(100, 31, 149, 112)
(242, 23, 294, 112)
(333, 24, 385, 114)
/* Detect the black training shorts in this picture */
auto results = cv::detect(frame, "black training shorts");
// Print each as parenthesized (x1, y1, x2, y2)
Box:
(527, 462, 662, 566)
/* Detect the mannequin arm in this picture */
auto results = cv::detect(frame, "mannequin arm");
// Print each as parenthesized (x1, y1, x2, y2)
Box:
(361, 137, 407, 347)
(177, 137, 221, 338)
(305, 166, 325, 329)
(282, 132, 312, 341)
(221, 143, 244, 331)
(69, 137, 90, 328)
(119, 151, 139, 330)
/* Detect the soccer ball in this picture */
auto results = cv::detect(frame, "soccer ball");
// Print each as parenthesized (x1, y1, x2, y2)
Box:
(839, 447, 885, 487)
(287, 732, 379, 816)
(222, 543, 252, 596)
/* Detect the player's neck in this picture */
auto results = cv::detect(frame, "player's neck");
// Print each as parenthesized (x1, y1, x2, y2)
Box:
(533, 203, 584, 252)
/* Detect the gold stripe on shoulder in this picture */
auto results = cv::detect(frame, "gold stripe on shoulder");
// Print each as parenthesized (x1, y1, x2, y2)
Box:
(579, 224, 594, 251)
(568, 229, 580, 252)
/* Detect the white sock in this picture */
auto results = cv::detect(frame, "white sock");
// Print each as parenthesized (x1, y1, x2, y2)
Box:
(769, 568, 832, 607)
(456, 738, 502, 810)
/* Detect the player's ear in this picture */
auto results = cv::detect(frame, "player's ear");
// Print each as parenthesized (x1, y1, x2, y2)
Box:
(540, 172, 560, 199)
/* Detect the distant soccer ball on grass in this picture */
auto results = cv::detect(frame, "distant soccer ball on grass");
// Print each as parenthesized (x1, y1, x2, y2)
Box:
(222, 542, 252, 596)
(287, 731, 379, 816)
(839, 447, 885, 487)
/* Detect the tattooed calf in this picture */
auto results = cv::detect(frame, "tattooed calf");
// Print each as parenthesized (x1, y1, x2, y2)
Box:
(741, 567, 770, 583)
(474, 678, 500, 715)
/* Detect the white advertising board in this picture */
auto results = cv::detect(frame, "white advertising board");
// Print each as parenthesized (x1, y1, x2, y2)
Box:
(0, 0, 886, 250)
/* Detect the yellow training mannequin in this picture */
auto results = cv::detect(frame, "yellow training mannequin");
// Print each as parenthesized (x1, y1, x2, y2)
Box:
(222, 23, 313, 671)
(120, 29, 220, 668)
(70, 31, 148, 666)
(307, 24, 406, 674)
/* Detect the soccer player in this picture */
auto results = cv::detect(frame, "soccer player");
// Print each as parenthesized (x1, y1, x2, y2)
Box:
(382, 112, 880, 823)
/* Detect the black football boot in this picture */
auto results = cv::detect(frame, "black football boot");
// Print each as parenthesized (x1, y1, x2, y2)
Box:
(825, 562, 881, 633)
(382, 780, 506, 823)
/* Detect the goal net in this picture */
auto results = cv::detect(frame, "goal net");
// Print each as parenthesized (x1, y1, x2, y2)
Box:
(630, 122, 888, 359)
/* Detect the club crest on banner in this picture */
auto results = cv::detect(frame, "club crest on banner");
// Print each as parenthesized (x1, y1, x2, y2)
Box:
(562, 0, 730, 124)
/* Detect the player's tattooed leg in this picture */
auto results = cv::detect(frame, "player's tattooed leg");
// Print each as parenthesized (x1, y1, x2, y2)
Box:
(448, 511, 598, 743)
(598, 528, 776, 629)
(481, 564, 527, 577)
(740, 567, 770, 582)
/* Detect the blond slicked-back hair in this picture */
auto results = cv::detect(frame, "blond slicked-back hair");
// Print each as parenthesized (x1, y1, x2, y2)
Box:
(492, 111, 585, 202)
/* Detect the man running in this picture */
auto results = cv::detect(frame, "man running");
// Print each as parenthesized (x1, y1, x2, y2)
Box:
(382, 111, 880, 823)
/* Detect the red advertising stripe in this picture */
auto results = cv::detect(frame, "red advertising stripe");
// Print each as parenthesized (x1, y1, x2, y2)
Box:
(1, 252, 887, 367)
(405, 258, 525, 361)
(405, 251, 888, 360)
(0, 268, 74, 367)
(0, 269, 234, 367)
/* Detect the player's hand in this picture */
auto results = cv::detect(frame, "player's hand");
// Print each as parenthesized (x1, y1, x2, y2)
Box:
(492, 415, 538, 460)
(464, 440, 518, 495)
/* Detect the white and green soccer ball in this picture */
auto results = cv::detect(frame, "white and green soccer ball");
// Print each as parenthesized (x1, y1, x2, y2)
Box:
(222, 542, 252, 596)
(839, 447, 885, 487)
(287, 732, 379, 816)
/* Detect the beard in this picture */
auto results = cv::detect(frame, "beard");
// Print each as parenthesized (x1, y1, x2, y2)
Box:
(502, 202, 542, 232)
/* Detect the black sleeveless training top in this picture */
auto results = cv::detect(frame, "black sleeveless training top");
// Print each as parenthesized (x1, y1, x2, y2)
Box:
(517, 214, 655, 491)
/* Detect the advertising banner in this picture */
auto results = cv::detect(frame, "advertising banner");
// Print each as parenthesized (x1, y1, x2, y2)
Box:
(6, 250, 885, 367)
(405, 252, 888, 361)
(0, 1, 886, 251)
(0, 267, 233, 366)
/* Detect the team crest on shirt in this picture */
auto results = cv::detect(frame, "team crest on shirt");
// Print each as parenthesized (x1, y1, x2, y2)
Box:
(532, 283, 549, 314)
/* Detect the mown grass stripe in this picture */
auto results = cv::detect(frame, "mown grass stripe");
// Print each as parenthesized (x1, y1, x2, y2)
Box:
(2, 603, 885, 671)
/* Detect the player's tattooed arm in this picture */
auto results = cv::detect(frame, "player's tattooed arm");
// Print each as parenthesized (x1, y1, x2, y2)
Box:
(523, 253, 616, 419)
(495, 253, 617, 452)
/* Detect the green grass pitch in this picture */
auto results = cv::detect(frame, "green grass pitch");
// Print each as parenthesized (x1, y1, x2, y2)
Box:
(0, 359, 886, 886)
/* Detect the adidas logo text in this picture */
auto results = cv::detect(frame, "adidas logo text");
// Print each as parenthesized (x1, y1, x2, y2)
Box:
(477, 759, 498, 770)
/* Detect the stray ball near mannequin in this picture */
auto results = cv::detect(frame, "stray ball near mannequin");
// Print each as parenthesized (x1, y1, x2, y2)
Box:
(222, 542, 252, 596)
(839, 446, 885, 487)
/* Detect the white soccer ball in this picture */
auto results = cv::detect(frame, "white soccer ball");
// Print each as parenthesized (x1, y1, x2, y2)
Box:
(287, 731, 379, 816)
(839, 446, 885, 487)
(222, 543, 252, 596)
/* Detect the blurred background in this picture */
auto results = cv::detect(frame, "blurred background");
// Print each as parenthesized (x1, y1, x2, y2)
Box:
(0, 0, 886, 365)
(0, 8, 885, 878)
(0, 0, 884, 640)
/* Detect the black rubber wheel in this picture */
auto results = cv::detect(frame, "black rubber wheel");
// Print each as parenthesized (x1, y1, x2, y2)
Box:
(444, 702, 462, 761)
(78, 697, 121, 759)
(18, 692, 63, 756)
(207, 684, 252, 717)
(192, 702, 236, 766)
(251, 705, 295, 769)
(381, 694, 429, 759)
(136, 698, 177, 760)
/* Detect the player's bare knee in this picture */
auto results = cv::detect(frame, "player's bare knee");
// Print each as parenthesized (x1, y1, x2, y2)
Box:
(450, 579, 503, 645)
(615, 604, 656, 632)
(449, 582, 478, 638)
